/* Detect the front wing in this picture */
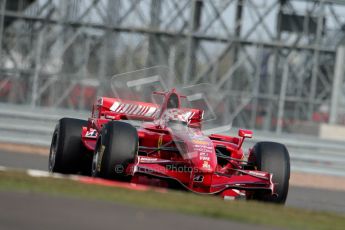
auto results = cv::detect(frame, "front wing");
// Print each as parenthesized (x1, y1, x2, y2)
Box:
(126, 157, 275, 198)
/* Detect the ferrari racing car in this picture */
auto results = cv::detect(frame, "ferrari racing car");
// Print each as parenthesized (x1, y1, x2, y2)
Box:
(49, 68, 290, 204)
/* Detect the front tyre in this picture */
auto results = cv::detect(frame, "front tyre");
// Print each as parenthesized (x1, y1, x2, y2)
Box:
(49, 118, 87, 174)
(252, 142, 290, 204)
(92, 121, 138, 180)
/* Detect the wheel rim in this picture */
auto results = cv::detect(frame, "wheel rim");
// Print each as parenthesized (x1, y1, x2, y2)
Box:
(92, 146, 100, 177)
(49, 132, 58, 172)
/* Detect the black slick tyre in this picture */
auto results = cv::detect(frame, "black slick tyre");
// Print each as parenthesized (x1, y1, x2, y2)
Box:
(92, 121, 138, 180)
(252, 141, 290, 204)
(49, 118, 87, 174)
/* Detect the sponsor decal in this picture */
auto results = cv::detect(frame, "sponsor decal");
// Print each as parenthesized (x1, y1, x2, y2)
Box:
(109, 101, 157, 117)
(193, 175, 204, 182)
(132, 105, 143, 115)
(85, 129, 97, 138)
(120, 104, 130, 113)
(199, 152, 210, 161)
(110, 101, 120, 111)
(202, 161, 211, 169)
(195, 148, 213, 153)
(194, 145, 213, 153)
(140, 157, 158, 163)
(192, 139, 209, 145)
(200, 156, 210, 161)
(248, 171, 267, 177)
(145, 107, 157, 117)
(194, 144, 213, 149)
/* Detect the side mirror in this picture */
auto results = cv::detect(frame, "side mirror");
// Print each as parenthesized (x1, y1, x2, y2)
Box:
(238, 129, 253, 138)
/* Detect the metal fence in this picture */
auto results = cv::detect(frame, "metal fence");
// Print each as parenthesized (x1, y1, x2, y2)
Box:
(1, 103, 344, 177)
(2, 0, 345, 133)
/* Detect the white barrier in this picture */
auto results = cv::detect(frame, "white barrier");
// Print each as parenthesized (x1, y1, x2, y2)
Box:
(0, 103, 344, 177)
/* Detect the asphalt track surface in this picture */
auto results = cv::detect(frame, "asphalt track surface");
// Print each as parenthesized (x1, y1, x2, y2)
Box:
(0, 150, 344, 230)
(0, 191, 282, 230)
(1, 150, 345, 214)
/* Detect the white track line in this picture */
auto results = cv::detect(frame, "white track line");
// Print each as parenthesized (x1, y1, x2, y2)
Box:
(0, 165, 7, 171)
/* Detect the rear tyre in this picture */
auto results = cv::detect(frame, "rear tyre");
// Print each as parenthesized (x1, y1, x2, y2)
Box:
(252, 142, 290, 204)
(92, 121, 138, 180)
(49, 118, 87, 174)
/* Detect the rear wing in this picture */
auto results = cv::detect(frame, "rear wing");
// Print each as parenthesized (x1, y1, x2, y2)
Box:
(93, 97, 159, 121)
(93, 97, 203, 124)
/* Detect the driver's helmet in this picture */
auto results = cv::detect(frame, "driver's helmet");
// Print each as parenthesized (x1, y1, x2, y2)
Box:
(161, 108, 190, 125)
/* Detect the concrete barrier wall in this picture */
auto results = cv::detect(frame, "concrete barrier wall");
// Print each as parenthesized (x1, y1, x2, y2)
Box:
(0, 103, 344, 177)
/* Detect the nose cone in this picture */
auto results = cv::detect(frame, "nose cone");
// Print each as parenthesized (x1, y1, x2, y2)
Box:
(170, 128, 217, 172)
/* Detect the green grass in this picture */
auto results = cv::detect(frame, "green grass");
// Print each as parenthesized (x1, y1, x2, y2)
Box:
(0, 170, 344, 230)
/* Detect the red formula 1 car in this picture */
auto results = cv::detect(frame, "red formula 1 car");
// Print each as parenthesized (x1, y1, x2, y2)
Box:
(49, 68, 290, 203)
